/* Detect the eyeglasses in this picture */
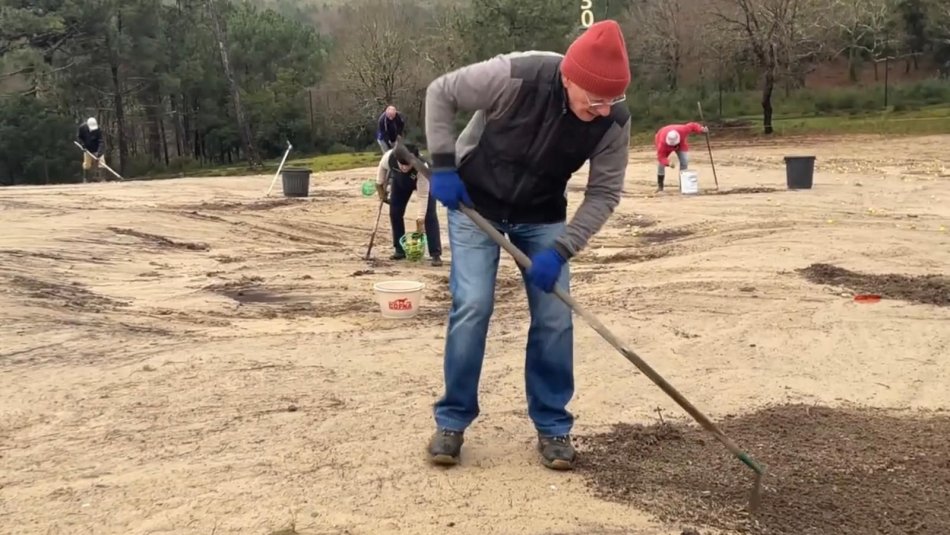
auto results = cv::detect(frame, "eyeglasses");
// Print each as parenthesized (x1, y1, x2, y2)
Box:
(584, 91, 626, 110)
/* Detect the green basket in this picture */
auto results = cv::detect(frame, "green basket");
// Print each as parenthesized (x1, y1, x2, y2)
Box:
(399, 232, 427, 262)
(361, 180, 376, 197)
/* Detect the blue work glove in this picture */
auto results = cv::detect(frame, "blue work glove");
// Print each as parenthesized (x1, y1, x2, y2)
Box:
(430, 168, 472, 210)
(526, 248, 566, 293)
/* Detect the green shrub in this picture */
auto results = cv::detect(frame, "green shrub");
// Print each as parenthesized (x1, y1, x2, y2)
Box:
(326, 142, 354, 154)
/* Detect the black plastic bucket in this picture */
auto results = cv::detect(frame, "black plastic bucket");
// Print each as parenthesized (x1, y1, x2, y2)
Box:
(784, 156, 816, 189)
(281, 167, 311, 197)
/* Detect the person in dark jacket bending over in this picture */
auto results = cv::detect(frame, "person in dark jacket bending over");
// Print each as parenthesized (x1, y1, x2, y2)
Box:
(424, 20, 632, 470)
(376, 105, 405, 153)
(375, 143, 443, 266)
(77, 117, 106, 183)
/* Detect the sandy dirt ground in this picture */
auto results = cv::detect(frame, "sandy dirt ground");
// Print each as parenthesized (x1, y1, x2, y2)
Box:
(1, 134, 949, 535)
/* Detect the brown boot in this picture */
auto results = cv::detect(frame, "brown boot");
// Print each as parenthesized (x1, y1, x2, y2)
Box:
(537, 434, 576, 470)
(427, 428, 464, 466)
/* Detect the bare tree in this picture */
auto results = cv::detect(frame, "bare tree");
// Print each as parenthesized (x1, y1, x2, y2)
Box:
(206, 0, 261, 168)
(694, 18, 745, 117)
(627, 0, 694, 90)
(412, 4, 468, 76)
(332, 0, 421, 108)
(715, 0, 832, 133)
(931, 0, 950, 45)
(935, 0, 950, 27)
(104, 10, 130, 176)
(317, 0, 435, 146)
(832, 0, 899, 81)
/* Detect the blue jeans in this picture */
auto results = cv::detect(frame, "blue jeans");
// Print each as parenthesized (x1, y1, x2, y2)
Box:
(433, 209, 574, 437)
(657, 151, 688, 176)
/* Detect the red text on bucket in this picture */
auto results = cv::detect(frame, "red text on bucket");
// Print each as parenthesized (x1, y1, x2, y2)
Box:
(389, 298, 414, 311)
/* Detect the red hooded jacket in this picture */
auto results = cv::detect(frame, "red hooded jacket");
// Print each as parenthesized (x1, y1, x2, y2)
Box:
(655, 122, 705, 166)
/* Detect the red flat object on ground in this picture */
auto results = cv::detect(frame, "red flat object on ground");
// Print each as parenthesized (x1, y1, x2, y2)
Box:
(854, 294, 882, 303)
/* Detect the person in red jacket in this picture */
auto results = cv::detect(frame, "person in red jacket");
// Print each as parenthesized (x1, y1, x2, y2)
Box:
(654, 122, 708, 192)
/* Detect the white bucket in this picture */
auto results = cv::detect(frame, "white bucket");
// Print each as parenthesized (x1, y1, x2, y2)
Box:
(679, 170, 699, 195)
(372, 280, 426, 319)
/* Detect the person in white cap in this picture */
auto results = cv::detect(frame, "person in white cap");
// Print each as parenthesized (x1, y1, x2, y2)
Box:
(654, 122, 708, 192)
(76, 117, 106, 183)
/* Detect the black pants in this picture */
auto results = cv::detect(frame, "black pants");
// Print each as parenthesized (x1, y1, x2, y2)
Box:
(390, 173, 442, 257)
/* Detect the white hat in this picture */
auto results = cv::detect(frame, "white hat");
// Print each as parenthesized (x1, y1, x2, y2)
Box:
(87, 117, 98, 131)
(665, 130, 680, 146)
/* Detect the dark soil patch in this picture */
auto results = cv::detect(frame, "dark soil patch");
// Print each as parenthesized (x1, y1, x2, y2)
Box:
(599, 248, 670, 264)
(423, 272, 451, 301)
(267, 250, 321, 259)
(108, 227, 209, 251)
(244, 198, 305, 210)
(203, 276, 376, 318)
(572, 270, 602, 283)
(424, 273, 450, 285)
(222, 287, 293, 304)
(638, 228, 693, 244)
(7, 275, 128, 312)
(712, 187, 778, 195)
(797, 263, 950, 307)
(213, 255, 244, 264)
(307, 190, 351, 199)
(186, 200, 243, 211)
(611, 213, 658, 229)
(365, 257, 394, 268)
(495, 274, 525, 300)
(204, 276, 275, 303)
(0, 248, 112, 265)
(230, 295, 376, 319)
(426, 286, 452, 303)
(577, 404, 950, 535)
(185, 198, 305, 212)
(396, 305, 449, 324)
(177, 210, 227, 222)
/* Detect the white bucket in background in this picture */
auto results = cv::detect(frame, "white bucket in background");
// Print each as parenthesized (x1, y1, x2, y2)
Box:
(679, 170, 699, 195)
(372, 280, 426, 319)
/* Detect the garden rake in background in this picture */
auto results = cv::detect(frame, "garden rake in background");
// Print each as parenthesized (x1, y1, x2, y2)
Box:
(73, 141, 124, 181)
(364, 199, 385, 261)
(392, 141, 767, 513)
(264, 140, 293, 197)
(696, 101, 721, 191)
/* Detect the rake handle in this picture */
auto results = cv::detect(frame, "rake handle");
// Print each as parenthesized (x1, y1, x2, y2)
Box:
(364, 200, 385, 260)
(696, 102, 720, 190)
(392, 142, 762, 476)
(73, 141, 124, 181)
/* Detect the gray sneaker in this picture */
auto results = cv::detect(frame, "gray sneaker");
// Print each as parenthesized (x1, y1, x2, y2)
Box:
(427, 428, 463, 466)
(538, 434, 576, 470)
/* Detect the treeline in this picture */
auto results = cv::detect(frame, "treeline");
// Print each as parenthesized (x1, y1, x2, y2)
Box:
(1, 0, 949, 185)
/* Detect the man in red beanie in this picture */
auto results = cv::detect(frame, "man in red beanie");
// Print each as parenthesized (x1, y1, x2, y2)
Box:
(422, 20, 631, 470)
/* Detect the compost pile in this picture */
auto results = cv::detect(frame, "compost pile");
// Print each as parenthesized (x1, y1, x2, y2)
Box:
(798, 263, 950, 307)
(577, 404, 950, 535)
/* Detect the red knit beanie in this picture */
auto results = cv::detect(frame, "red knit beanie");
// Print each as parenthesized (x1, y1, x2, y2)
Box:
(561, 20, 631, 98)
